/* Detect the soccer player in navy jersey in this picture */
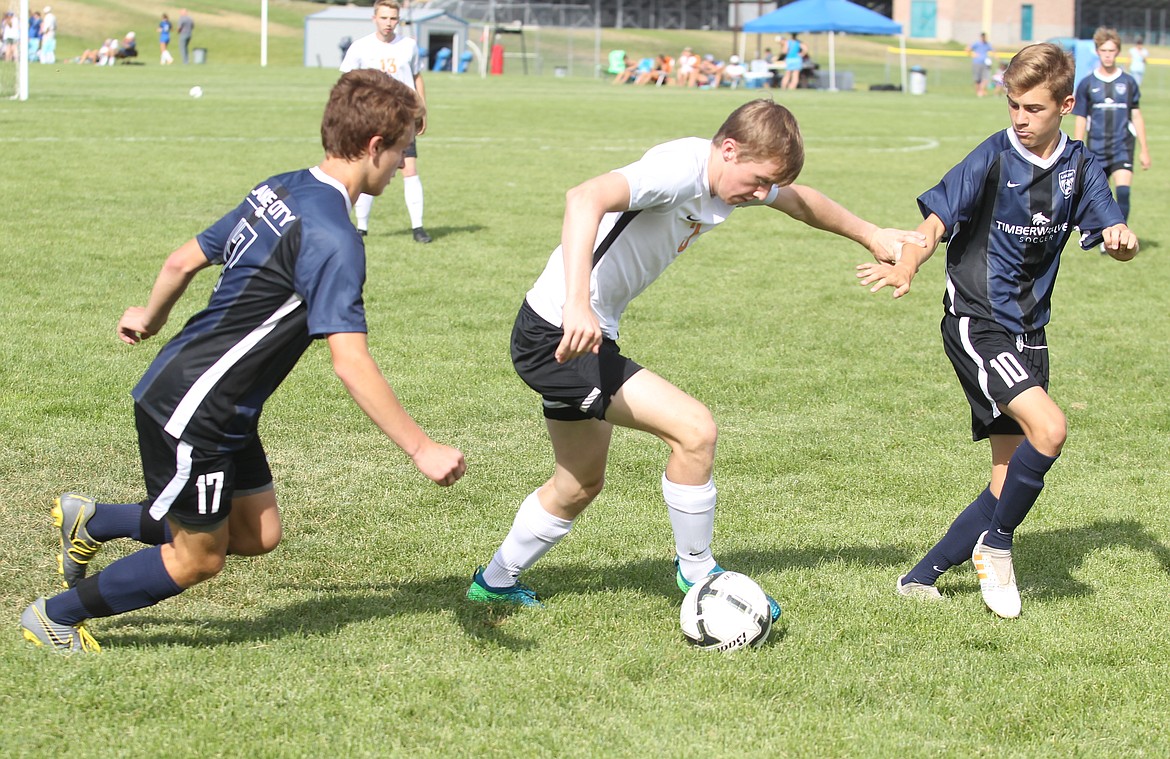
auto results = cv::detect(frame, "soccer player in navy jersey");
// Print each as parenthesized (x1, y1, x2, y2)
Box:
(1072, 27, 1151, 225)
(858, 43, 1138, 618)
(465, 99, 926, 619)
(20, 69, 466, 653)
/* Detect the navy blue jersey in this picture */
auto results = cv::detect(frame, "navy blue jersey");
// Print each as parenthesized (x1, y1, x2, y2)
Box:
(1073, 70, 1141, 169)
(133, 167, 367, 451)
(918, 129, 1123, 334)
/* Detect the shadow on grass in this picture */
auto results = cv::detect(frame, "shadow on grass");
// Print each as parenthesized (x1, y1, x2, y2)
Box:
(95, 521, 1169, 650)
(94, 542, 910, 652)
(938, 518, 1170, 599)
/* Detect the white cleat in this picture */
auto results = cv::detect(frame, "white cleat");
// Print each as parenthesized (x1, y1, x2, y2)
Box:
(896, 574, 943, 600)
(972, 531, 1021, 618)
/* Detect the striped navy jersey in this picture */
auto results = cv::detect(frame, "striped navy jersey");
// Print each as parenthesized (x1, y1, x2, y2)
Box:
(1072, 70, 1141, 167)
(132, 167, 367, 451)
(918, 129, 1123, 334)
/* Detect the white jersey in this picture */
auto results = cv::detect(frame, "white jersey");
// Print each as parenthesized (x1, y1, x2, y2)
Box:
(339, 31, 421, 89)
(525, 137, 780, 340)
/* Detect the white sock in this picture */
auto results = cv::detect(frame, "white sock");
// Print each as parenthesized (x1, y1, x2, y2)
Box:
(664, 474, 717, 583)
(403, 175, 424, 229)
(354, 193, 374, 231)
(482, 491, 573, 588)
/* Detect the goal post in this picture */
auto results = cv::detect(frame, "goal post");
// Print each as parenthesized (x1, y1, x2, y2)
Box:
(3, 0, 30, 100)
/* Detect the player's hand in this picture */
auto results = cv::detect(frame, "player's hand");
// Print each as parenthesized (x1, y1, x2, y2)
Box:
(117, 307, 161, 345)
(1101, 224, 1139, 261)
(856, 260, 915, 298)
(412, 441, 466, 486)
(1139, 148, 1151, 171)
(868, 227, 927, 264)
(555, 301, 602, 364)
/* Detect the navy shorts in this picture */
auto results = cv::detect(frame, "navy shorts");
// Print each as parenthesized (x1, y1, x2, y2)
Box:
(136, 404, 273, 528)
(404, 138, 418, 159)
(941, 315, 1049, 441)
(511, 300, 642, 421)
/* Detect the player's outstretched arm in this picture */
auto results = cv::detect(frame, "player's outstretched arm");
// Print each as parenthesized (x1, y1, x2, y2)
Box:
(855, 214, 946, 299)
(1101, 223, 1139, 261)
(118, 238, 211, 344)
(327, 332, 466, 486)
(767, 184, 926, 263)
(555, 171, 631, 364)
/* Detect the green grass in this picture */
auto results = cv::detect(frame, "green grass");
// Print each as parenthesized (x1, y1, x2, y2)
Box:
(2, 58, 1170, 757)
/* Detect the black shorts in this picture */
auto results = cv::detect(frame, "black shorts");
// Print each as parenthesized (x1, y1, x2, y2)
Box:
(1101, 134, 1136, 176)
(941, 315, 1049, 441)
(404, 138, 418, 159)
(136, 404, 273, 528)
(511, 300, 642, 421)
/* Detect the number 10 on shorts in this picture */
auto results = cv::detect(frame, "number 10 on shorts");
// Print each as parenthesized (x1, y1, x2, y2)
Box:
(989, 351, 1028, 388)
(196, 472, 225, 515)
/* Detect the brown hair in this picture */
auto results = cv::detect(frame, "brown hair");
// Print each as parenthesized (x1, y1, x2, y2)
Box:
(1093, 26, 1121, 50)
(320, 69, 423, 161)
(712, 99, 804, 186)
(1002, 42, 1075, 102)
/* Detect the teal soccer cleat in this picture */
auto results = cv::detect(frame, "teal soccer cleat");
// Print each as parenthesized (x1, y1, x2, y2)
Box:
(466, 566, 544, 608)
(675, 557, 782, 623)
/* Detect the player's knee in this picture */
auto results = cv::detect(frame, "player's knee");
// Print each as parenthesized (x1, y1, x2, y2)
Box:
(229, 525, 282, 556)
(674, 406, 718, 461)
(170, 548, 227, 586)
(1031, 413, 1067, 455)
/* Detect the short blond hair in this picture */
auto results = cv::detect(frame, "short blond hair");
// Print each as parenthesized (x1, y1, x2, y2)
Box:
(712, 99, 804, 186)
(1002, 42, 1075, 102)
(1093, 26, 1121, 50)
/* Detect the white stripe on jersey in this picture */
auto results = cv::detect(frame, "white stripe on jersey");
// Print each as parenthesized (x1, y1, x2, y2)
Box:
(148, 441, 193, 521)
(164, 294, 305, 438)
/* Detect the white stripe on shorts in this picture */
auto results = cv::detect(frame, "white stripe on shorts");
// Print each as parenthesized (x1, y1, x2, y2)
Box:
(149, 440, 194, 521)
(957, 316, 1001, 420)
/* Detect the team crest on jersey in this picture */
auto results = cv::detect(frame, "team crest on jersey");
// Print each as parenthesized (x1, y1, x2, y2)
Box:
(1058, 169, 1076, 198)
(1115, 82, 1127, 95)
(1031, 212, 1051, 225)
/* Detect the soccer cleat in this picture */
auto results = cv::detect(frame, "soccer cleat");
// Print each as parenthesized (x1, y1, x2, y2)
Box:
(896, 574, 943, 600)
(20, 598, 101, 654)
(358, 228, 368, 237)
(972, 530, 1021, 618)
(412, 227, 432, 244)
(466, 566, 543, 608)
(675, 557, 782, 623)
(53, 492, 103, 589)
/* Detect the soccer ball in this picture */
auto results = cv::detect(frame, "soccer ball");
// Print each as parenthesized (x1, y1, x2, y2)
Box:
(680, 571, 772, 651)
(188, 86, 203, 99)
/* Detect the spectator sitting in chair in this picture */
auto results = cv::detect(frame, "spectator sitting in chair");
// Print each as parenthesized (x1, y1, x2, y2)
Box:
(694, 54, 724, 88)
(612, 53, 639, 85)
(722, 55, 746, 88)
(636, 53, 672, 86)
(114, 31, 138, 61)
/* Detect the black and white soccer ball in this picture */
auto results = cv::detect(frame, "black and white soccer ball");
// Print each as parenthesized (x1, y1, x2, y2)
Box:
(680, 571, 772, 651)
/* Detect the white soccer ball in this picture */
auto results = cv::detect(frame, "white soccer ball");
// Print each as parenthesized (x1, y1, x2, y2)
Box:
(188, 86, 203, 99)
(680, 571, 773, 651)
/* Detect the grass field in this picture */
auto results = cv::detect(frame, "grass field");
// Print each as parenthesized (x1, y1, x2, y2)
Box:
(2, 50, 1170, 758)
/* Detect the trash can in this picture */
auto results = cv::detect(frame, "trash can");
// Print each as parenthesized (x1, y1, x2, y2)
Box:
(192, 47, 207, 65)
(909, 65, 927, 95)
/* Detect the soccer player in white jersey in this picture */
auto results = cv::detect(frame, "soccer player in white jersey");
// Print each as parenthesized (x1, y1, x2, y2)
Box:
(859, 43, 1137, 618)
(340, 0, 432, 243)
(466, 99, 926, 619)
(19, 70, 465, 653)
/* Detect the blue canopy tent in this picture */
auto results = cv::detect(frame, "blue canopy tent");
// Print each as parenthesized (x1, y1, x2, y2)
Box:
(743, 0, 905, 92)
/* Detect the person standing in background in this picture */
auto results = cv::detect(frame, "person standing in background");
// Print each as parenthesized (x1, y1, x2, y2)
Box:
(178, 9, 194, 65)
(1127, 36, 1148, 86)
(967, 32, 994, 97)
(158, 13, 174, 65)
(339, 0, 432, 244)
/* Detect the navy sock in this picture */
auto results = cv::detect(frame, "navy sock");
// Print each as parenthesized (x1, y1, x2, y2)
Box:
(984, 439, 1058, 550)
(1116, 185, 1131, 221)
(903, 487, 997, 586)
(88, 502, 172, 544)
(45, 546, 182, 625)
